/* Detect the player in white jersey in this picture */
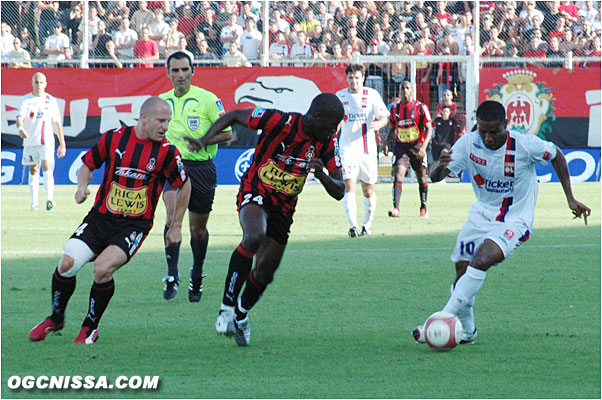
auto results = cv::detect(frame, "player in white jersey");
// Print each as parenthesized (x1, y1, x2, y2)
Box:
(336, 64, 389, 237)
(412, 100, 590, 344)
(16, 72, 66, 211)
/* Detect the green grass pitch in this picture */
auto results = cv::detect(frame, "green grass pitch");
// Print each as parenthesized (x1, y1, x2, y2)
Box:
(1, 182, 600, 399)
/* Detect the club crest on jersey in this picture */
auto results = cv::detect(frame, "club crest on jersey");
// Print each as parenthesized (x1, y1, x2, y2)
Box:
(504, 229, 515, 239)
(305, 145, 315, 160)
(146, 158, 156, 172)
(484, 70, 556, 138)
(188, 116, 200, 131)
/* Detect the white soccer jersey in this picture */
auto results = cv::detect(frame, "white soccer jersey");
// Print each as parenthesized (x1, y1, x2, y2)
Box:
(17, 93, 61, 148)
(448, 129, 557, 229)
(336, 87, 389, 157)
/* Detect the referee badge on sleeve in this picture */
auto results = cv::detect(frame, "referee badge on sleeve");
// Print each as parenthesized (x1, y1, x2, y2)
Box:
(188, 116, 200, 131)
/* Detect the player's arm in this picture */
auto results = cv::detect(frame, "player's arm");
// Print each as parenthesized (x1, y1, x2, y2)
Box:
(429, 148, 453, 183)
(550, 148, 591, 225)
(166, 179, 191, 247)
(369, 114, 389, 131)
(307, 158, 345, 201)
(53, 120, 67, 158)
(184, 109, 251, 152)
(419, 120, 433, 159)
(16, 115, 28, 138)
(75, 164, 93, 204)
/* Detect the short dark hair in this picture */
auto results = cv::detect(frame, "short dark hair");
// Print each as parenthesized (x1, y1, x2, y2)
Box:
(476, 100, 506, 122)
(309, 92, 344, 121)
(345, 63, 365, 77)
(166, 51, 193, 70)
(441, 105, 451, 111)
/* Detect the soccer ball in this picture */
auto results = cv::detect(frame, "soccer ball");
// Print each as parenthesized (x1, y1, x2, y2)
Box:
(424, 312, 463, 351)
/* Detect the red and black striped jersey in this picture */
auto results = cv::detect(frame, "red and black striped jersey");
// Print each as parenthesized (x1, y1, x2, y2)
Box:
(388, 100, 432, 144)
(240, 107, 342, 218)
(82, 126, 187, 221)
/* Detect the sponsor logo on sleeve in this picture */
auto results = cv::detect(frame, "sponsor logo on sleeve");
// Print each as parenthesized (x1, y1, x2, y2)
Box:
(251, 108, 266, 118)
(216, 99, 225, 116)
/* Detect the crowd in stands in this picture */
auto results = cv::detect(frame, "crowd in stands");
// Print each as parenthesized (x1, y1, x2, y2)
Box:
(1, 1, 601, 106)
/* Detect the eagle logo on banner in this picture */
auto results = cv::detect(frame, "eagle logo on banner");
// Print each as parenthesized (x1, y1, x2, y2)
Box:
(484, 70, 556, 139)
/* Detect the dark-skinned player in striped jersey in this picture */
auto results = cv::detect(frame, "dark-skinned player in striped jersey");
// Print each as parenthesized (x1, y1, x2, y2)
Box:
(185, 93, 345, 346)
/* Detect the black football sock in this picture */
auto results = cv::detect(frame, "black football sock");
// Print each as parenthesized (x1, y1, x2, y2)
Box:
(222, 244, 254, 307)
(419, 181, 428, 209)
(82, 279, 115, 329)
(190, 232, 209, 281)
(237, 271, 266, 320)
(393, 182, 402, 209)
(50, 268, 76, 324)
(164, 225, 180, 278)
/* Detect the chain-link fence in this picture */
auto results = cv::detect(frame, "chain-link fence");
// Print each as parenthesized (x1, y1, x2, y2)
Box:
(1, 1, 600, 108)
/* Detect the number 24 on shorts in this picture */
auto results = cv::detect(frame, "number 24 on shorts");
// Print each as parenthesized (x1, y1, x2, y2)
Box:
(241, 194, 264, 207)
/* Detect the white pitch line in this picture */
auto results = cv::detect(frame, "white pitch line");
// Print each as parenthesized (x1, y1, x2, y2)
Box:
(1, 243, 598, 256)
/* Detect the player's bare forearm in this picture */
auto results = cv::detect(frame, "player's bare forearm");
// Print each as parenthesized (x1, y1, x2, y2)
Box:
(430, 149, 452, 182)
(167, 180, 191, 246)
(75, 164, 93, 203)
(309, 159, 344, 200)
(551, 149, 591, 224)
(185, 109, 250, 151)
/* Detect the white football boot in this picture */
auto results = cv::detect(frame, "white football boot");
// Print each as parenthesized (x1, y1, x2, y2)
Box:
(215, 305, 235, 337)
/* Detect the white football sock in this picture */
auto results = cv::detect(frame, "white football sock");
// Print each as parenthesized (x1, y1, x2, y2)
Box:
(362, 194, 376, 229)
(442, 266, 486, 316)
(451, 283, 476, 334)
(29, 172, 39, 207)
(43, 170, 54, 202)
(343, 192, 358, 228)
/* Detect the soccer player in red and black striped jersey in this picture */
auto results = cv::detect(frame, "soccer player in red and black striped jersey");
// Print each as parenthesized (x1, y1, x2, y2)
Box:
(384, 80, 433, 218)
(185, 93, 345, 346)
(28, 97, 191, 344)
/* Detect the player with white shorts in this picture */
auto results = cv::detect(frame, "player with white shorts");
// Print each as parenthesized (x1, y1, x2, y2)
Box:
(412, 100, 590, 345)
(16, 72, 66, 211)
(336, 64, 389, 237)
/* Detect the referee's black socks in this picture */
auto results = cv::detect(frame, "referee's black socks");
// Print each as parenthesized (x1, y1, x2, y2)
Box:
(190, 232, 209, 281)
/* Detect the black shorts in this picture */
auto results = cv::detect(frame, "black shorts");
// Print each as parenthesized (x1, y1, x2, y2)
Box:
(164, 159, 216, 215)
(237, 190, 293, 245)
(392, 141, 427, 173)
(430, 143, 452, 161)
(69, 209, 152, 262)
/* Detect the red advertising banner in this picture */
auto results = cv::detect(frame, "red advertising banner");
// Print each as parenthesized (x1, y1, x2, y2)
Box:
(479, 68, 601, 148)
(1, 67, 348, 147)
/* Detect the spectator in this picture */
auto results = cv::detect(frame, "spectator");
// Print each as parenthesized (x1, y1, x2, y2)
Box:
(549, 16, 568, 38)
(104, 40, 123, 68)
(269, 31, 289, 66)
(325, 17, 344, 42)
(37, 1, 59, 46)
(523, 36, 547, 68)
(573, 13, 593, 36)
(179, 5, 200, 40)
(546, 36, 565, 67)
(526, 29, 549, 51)
(479, 13, 494, 46)
(388, 36, 411, 97)
(91, 20, 112, 59)
(240, 17, 262, 61)
(582, 1, 598, 23)
(169, 36, 194, 61)
(504, 44, 524, 67)
(20, 28, 37, 56)
(237, 3, 256, 28)
(316, 2, 333, 27)
(436, 89, 458, 118)
(542, 0, 564, 34)
(374, 30, 391, 55)
(559, 28, 576, 54)
(114, 18, 138, 59)
(392, 18, 415, 44)
(43, 23, 70, 66)
(134, 26, 159, 68)
(149, 8, 170, 57)
(524, 13, 545, 41)
(195, 39, 218, 64)
(331, 42, 346, 64)
(433, 1, 453, 29)
(585, 35, 601, 67)
(106, 0, 130, 32)
(321, 31, 335, 53)
(222, 41, 251, 67)
(482, 27, 506, 57)
(56, 45, 76, 67)
(436, 45, 456, 105)
(342, 27, 366, 55)
(66, 2, 83, 47)
(220, 13, 243, 55)
(273, 9, 291, 34)
(519, 1, 545, 31)
(164, 19, 184, 55)
(420, 26, 436, 53)
(314, 42, 332, 65)
(6, 37, 32, 68)
(131, 1, 155, 34)
(430, 104, 461, 168)
(400, 1, 418, 31)
(77, 5, 101, 47)
(559, 0, 579, 26)
(1, 22, 15, 58)
(290, 30, 313, 66)
(300, 9, 321, 33)
(342, 42, 354, 60)
(379, 12, 395, 42)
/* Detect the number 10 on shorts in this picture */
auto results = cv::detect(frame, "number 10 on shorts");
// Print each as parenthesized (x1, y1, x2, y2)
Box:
(459, 241, 475, 256)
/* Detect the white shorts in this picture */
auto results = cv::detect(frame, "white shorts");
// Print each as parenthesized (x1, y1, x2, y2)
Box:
(22, 146, 54, 166)
(340, 151, 378, 184)
(451, 208, 531, 263)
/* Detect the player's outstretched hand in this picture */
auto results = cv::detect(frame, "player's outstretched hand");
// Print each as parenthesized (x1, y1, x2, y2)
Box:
(569, 199, 591, 225)
(438, 149, 453, 167)
(75, 187, 90, 204)
(307, 158, 325, 179)
(184, 136, 204, 152)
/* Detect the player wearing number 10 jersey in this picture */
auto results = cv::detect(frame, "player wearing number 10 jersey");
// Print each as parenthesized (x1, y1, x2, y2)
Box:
(411, 100, 590, 345)
(184, 93, 345, 346)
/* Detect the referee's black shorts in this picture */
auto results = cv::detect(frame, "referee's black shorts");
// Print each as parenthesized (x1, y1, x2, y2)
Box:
(164, 159, 216, 215)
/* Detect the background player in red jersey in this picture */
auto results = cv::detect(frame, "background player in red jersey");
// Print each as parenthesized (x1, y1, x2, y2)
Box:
(185, 93, 345, 347)
(384, 80, 433, 218)
(28, 97, 191, 344)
